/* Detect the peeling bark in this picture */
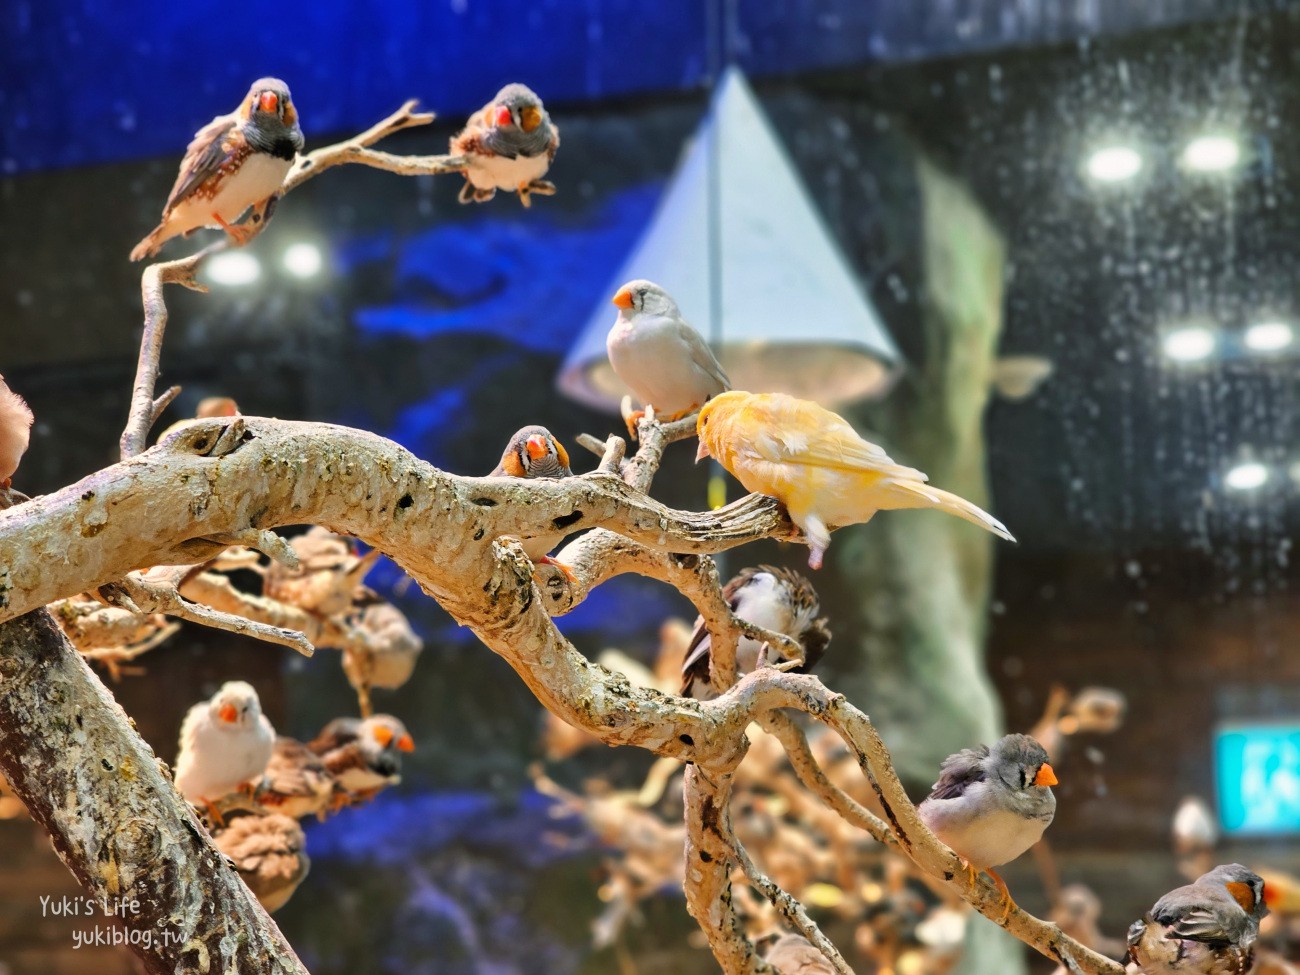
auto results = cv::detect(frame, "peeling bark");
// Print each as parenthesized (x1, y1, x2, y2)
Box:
(0, 610, 308, 975)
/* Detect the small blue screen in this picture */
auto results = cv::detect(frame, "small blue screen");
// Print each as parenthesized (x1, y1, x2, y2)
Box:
(1215, 723, 1300, 835)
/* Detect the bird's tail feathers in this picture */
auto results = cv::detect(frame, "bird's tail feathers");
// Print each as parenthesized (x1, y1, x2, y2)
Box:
(129, 225, 166, 262)
(879, 479, 1015, 542)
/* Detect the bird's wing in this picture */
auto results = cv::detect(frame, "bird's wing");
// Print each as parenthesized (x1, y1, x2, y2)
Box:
(680, 569, 758, 688)
(927, 746, 990, 800)
(264, 739, 325, 797)
(744, 397, 925, 480)
(177, 702, 209, 753)
(164, 114, 241, 211)
(546, 124, 560, 164)
(307, 718, 358, 755)
(1155, 900, 1244, 945)
(685, 331, 731, 392)
(319, 742, 368, 779)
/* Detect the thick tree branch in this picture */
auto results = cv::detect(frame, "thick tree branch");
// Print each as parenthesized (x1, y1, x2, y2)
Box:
(0, 610, 308, 975)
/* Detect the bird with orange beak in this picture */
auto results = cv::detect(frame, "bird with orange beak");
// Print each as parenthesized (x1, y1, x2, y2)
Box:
(174, 681, 276, 808)
(606, 280, 730, 436)
(918, 734, 1057, 918)
(489, 425, 578, 580)
(131, 78, 304, 260)
(309, 715, 415, 806)
(695, 391, 1013, 569)
(451, 83, 559, 207)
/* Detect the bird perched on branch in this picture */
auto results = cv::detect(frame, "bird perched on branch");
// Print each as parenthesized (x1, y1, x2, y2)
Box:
(680, 565, 830, 699)
(130, 78, 304, 261)
(489, 425, 577, 580)
(1127, 864, 1268, 975)
(695, 391, 1014, 569)
(607, 280, 730, 436)
(342, 599, 424, 718)
(211, 811, 310, 913)
(917, 733, 1056, 917)
(0, 375, 33, 491)
(174, 681, 276, 809)
(451, 83, 559, 207)
(263, 527, 379, 619)
(256, 736, 336, 821)
(309, 714, 414, 807)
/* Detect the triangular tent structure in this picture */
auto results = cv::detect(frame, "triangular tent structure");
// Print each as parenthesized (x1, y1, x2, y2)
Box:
(558, 66, 899, 412)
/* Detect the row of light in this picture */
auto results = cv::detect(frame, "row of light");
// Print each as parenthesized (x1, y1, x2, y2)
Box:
(1086, 134, 1242, 183)
(1162, 320, 1294, 363)
(203, 243, 324, 286)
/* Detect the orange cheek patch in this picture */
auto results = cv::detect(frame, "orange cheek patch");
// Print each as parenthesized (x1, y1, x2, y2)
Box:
(1226, 881, 1256, 914)
(373, 726, 395, 747)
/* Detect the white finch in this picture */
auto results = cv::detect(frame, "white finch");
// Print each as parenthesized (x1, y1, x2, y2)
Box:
(680, 565, 830, 699)
(309, 714, 414, 803)
(174, 681, 276, 804)
(0, 375, 32, 490)
(917, 733, 1057, 914)
(695, 391, 1013, 569)
(1127, 864, 1268, 975)
(211, 812, 310, 913)
(451, 83, 559, 207)
(607, 280, 730, 424)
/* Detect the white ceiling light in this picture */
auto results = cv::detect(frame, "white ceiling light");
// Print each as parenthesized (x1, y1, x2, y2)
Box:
(1085, 145, 1143, 183)
(204, 252, 261, 287)
(1224, 462, 1269, 491)
(283, 242, 323, 279)
(1162, 325, 1216, 363)
(1243, 320, 1293, 353)
(1181, 134, 1241, 173)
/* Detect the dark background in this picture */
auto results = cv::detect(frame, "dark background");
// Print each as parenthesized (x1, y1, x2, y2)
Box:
(3, 1, 1299, 973)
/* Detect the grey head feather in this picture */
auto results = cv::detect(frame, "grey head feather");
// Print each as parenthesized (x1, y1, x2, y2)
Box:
(481, 83, 553, 159)
(243, 77, 304, 160)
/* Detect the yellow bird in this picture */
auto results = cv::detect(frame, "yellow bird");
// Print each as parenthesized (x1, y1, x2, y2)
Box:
(695, 391, 1014, 569)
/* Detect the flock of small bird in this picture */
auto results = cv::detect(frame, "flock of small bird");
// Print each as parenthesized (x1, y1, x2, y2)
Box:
(0, 77, 1278, 972)
(171, 678, 415, 912)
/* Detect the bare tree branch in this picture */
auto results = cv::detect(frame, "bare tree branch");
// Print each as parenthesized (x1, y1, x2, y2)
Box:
(0, 610, 309, 975)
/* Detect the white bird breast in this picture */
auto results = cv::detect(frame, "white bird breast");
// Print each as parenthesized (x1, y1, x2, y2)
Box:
(166, 153, 292, 236)
(464, 150, 549, 192)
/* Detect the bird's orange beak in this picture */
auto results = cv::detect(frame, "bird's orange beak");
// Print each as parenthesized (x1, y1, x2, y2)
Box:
(219, 703, 238, 723)
(611, 287, 634, 310)
(493, 105, 513, 126)
(1034, 764, 1058, 787)
(525, 434, 549, 460)
(258, 91, 279, 114)
(695, 440, 711, 463)
(397, 734, 415, 753)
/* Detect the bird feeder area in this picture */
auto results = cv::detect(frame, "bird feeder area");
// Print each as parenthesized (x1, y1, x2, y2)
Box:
(2, 4, 1298, 975)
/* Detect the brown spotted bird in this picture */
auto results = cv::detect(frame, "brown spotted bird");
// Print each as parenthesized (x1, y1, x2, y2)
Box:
(451, 83, 559, 207)
(680, 565, 830, 699)
(131, 78, 304, 260)
(1127, 864, 1269, 975)
(309, 715, 414, 807)
(257, 736, 336, 821)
